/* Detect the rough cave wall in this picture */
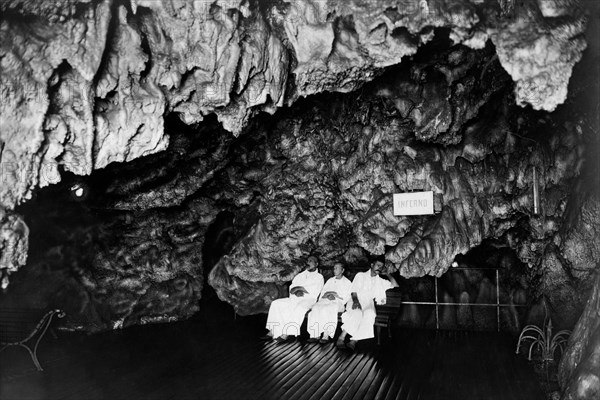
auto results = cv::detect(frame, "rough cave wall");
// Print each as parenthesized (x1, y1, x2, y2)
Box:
(22, 39, 583, 324)
(207, 61, 586, 315)
(0, 0, 589, 285)
(4, 196, 221, 332)
(537, 196, 600, 328)
(559, 272, 600, 400)
(4, 38, 592, 331)
(3, 123, 228, 331)
(0, 0, 598, 343)
(556, 1, 600, 398)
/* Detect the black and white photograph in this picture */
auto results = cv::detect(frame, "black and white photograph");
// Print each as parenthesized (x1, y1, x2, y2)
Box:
(1, 0, 599, 399)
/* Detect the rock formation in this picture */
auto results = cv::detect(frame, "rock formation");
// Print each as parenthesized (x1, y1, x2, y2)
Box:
(4, 185, 218, 331)
(0, 208, 28, 289)
(206, 59, 584, 314)
(0, 0, 590, 286)
(538, 197, 600, 327)
(559, 272, 600, 400)
(0, 0, 598, 356)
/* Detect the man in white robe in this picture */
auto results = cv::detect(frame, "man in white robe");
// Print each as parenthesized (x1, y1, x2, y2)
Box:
(337, 260, 398, 350)
(307, 262, 352, 343)
(263, 256, 324, 341)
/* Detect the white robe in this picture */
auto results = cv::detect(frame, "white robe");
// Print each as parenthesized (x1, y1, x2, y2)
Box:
(266, 269, 324, 338)
(307, 275, 352, 338)
(341, 271, 393, 341)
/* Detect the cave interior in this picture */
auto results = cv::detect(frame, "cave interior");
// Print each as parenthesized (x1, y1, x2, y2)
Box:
(0, 1, 599, 399)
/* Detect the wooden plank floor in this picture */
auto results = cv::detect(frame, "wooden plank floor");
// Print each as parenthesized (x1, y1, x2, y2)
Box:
(0, 303, 545, 400)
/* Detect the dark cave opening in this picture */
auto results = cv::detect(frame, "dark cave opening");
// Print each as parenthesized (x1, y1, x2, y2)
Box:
(201, 210, 235, 301)
(394, 240, 532, 333)
(4, 112, 238, 326)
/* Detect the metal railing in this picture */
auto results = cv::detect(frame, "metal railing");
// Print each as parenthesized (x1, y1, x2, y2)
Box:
(399, 267, 527, 332)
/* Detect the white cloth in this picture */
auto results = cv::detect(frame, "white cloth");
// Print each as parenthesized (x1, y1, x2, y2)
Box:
(307, 276, 352, 338)
(341, 271, 393, 341)
(266, 270, 324, 338)
(288, 269, 324, 299)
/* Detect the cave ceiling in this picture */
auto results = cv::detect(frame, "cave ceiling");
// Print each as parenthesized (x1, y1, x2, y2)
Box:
(0, 0, 599, 330)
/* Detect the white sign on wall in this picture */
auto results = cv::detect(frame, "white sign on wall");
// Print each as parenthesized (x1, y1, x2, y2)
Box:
(393, 191, 434, 216)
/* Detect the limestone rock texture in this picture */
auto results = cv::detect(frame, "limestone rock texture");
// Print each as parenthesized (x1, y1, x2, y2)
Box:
(0, 209, 28, 290)
(0, 0, 590, 286)
(206, 52, 587, 314)
(3, 188, 218, 331)
(559, 273, 600, 400)
(538, 197, 600, 327)
(1, 0, 112, 207)
(489, 0, 587, 111)
(0, 0, 598, 345)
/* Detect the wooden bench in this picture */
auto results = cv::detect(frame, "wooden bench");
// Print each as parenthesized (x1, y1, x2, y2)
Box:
(0, 308, 65, 371)
(374, 288, 403, 345)
(301, 288, 402, 345)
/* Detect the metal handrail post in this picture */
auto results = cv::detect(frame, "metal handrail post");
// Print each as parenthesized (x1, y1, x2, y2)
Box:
(435, 276, 439, 330)
(496, 269, 500, 332)
(394, 267, 527, 332)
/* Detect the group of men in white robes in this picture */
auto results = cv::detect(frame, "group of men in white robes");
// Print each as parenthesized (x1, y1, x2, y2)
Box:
(263, 256, 398, 349)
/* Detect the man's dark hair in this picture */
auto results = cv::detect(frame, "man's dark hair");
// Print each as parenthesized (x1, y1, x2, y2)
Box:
(372, 255, 385, 264)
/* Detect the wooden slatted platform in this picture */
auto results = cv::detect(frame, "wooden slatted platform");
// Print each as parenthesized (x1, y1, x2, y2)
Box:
(0, 304, 545, 400)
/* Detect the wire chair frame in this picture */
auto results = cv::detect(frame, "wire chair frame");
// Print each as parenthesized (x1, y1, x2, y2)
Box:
(0, 309, 66, 371)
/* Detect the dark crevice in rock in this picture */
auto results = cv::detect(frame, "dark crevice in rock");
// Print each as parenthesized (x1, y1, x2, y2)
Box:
(390, 26, 420, 47)
(202, 211, 235, 283)
(92, 0, 119, 89)
(132, 11, 153, 82)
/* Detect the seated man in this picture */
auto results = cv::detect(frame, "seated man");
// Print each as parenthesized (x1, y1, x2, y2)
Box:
(307, 262, 352, 343)
(263, 255, 324, 341)
(337, 259, 398, 350)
